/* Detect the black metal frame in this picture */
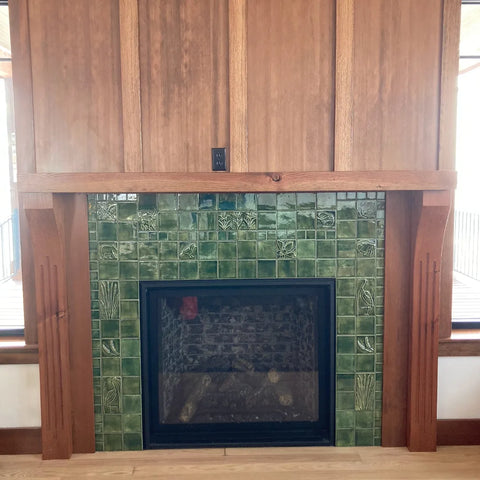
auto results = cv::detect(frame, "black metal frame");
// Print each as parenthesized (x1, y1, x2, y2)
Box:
(140, 278, 336, 449)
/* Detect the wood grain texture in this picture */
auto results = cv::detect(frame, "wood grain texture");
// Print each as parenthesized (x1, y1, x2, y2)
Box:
(28, 0, 124, 173)
(229, 0, 247, 172)
(438, 420, 480, 446)
(334, 0, 354, 171)
(9, 0, 36, 174)
(246, 0, 335, 172)
(348, 0, 443, 170)
(0, 344, 39, 364)
(0, 428, 41, 454)
(382, 192, 412, 447)
(439, 338, 480, 356)
(120, 0, 143, 173)
(407, 191, 451, 452)
(139, 0, 229, 172)
(17, 170, 457, 193)
(24, 193, 73, 459)
(438, 0, 462, 170)
(2, 446, 480, 478)
(61, 194, 95, 454)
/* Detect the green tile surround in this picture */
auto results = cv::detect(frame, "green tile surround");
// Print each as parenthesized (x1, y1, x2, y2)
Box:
(88, 192, 385, 451)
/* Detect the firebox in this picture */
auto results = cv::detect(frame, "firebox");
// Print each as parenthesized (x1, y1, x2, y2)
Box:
(140, 279, 335, 448)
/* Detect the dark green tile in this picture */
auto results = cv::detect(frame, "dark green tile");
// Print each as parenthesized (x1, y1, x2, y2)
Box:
(119, 262, 138, 280)
(337, 201, 357, 220)
(336, 428, 355, 447)
(104, 434, 123, 451)
(198, 212, 216, 230)
(337, 278, 356, 296)
(179, 262, 198, 280)
(258, 260, 276, 278)
(316, 259, 336, 277)
(337, 374, 355, 391)
(102, 357, 121, 376)
(337, 259, 355, 277)
(317, 192, 337, 209)
(357, 220, 377, 238)
(159, 262, 178, 279)
(337, 390, 355, 409)
(123, 433, 142, 450)
(139, 262, 159, 280)
(337, 240, 356, 258)
(104, 414, 122, 433)
(159, 242, 178, 260)
(120, 301, 138, 320)
(118, 223, 136, 241)
(98, 223, 117, 241)
(258, 212, 277, 229)
(119, 242, 138, 260)
(356, 259, 376, 277)
(121, 339, 140, 357)
(122, 358, 141, 376)
(179, 242, 197, 260)
(178, 194, 198, 210)
(278, 260, 296, 278)
(218, 242, 236, 259)
(178, 212, 197, 230)
(199, 261, 218, 279)
(297, 259, 315, 277)
(101, 320, 119, 338)
(296, 193, 316, 209)
(277, 212, 296, 229)
(121, 320, 140, 338)
(296, 211, 315, 229)
(199, 193, 216, 210)
(237, 193, 256, 210)
(138, 242, 158, 260)
(123, 414, 142, 433)
(123, 395, 142, 414)
(199, 242, 217, 260)
(356, 316, 375, 335)
(317, 240, 336, 258)
(257, 193, 276, 210)
(258, 241, 276, 259)
(99, 262, 119, 280)
(337, 297, 355, 316)
(355, 429, 374, 446)
(122, 377, 141, 395)
(219, 261, 236, 278)
(238, 241, 256, 259)
(277, 193, 296, 210)
(157, 194, 177, 210)
(336, 410, 355, 429)
(337, 221, 357, 238)
(356, 354, 375, 372)
(118, 203, 137, 221)
(337, 355, 355, 374)
(356, 411, 374, 428)
(238, 261, 256, 278)
(337, 336, 356, 354)
(158, 213, 178, 230)
(219, 193, 236, 210)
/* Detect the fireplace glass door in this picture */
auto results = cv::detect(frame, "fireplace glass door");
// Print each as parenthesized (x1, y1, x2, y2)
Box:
(140, 279, 335, 448)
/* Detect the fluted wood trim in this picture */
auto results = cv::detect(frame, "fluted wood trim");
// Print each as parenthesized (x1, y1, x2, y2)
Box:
(407, 190, 451, 452)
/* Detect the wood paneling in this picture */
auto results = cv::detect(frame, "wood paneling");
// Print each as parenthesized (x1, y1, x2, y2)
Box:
(438, 420, 480, 445)
(17, 170, 457, 194)
(139, 0, 229, 172)
(439, 338, 480, 356)
(246, 0, 335, 172)
(28, 0, 124, 173)
(382, 192, 412, 447)
(407, 191, 451, 452)
(0, 428, 41, 454)
(345, 0, 443, 170)
(0, 344, 38, 364)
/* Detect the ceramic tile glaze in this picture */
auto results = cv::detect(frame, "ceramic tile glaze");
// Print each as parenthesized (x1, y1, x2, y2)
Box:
(88, 192, 385, 450)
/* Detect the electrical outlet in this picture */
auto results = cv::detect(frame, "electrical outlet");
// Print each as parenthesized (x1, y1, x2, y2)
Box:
(211, 148, 227, 171)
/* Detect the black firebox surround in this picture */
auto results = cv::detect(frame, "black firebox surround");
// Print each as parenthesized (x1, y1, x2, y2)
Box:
(140, 278, 336, 449)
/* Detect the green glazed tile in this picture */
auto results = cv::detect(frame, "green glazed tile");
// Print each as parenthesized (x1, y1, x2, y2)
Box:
(337, 221, 357, 238)
(326, 231, 336, 239)
(278, 260, 296, 278)
(104, 414, 122, 433)
(121, 320, 140, 338)
(122, 358, 141, 376)
(355, 429, 374, 446)
(219, 261, 236, 278)
(179, 242, 197, 260)
(122, 377, 141, 395)
(218, 242, 236, 259)
(337, 259, 355, 277)
(258, 260, 276, 278)
(120, 301, 138, 320)
(277, 193, 296, 210)
(104, 434, 123, 451)
(179, 262, 198, 280)
(296, 211, 315, 229)
(199, 261, 218, 279)
(337, 374, 355, 391)
(178, 194, 198, 210)
(158, 213, 178, 231)
(102, 357, 121, 376)
(337, 390, 355, 409)
(277, 211, 296, 229)
(198, 213, 217, 231)
(119, 262, 138, 280)
(101, 320, 119, 338)
(99, 262, 119, 280)
(356, 316, 375, 335)
(317, 193, 337, 209)
(159, 262, 178, 279)
(257, 240, 276, 259)
(118, 203, 138, 221)
(118, 223, 137, 241)
(123, 395, 142, 414)
(337, 336, 356, 354)
(357, 220, 377, 238)
(139, 262, 159, 280)
(219, 193, 236, 210)
(337, 201, 357, 220)
(123, 414, 142, 433)
(238, 261, 256, 278)
(337, 297, 356, 316)
(337, 278, 356, 296)
(119, 242, 138, 260)
(356, 259, 376, 277)
(336, 410, 355, 429)
(337, 240, 357, 258)
(159, 242, 178, 260)
(237, 193, 256, 210)
(257, 212, 277, 229)
(306, 230, 316, 239)
(317, 240, 336, 258)
(121, 339, 140, 357)
(138, 242, 158, 261)
(356, 354, 375, 372)
(123, 433, 142, 450)
(98, 223, 118, 241)
(336, 428, 355, 447)
(199, 242, 217, 260)
(296, 193, 316, 209)
(297, 259, 315, 277)
(356, 411, 374, 429)
(257, 193, 276, 210)
(199, 193, 217, 210)
(178, 212, 197, 230)
(316, 259, 336, 277)
(337, 317, 355, 335)
(157, 194, 177, 210)
(238, 241, 256, 259)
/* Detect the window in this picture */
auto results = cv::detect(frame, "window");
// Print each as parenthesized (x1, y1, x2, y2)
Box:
(452, 0, 480, 330)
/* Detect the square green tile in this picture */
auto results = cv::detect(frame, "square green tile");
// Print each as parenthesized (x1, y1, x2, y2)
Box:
(123, 395, 142, 414)
(356, 354, 375, 372)
(258, 260, 276, 278)
(121, 338, 140, 357)
(199, 261, 218, 279)
(296, 193, 316, 209)
(99, 262, 119, 280)
(356, 316, 375, 335)
(123, 414, 142, 433)
(104, 414, 122, 433)
(123, 433, 142, 450)
(119, 242, 138, 261)
(337, 259, 355, 277)
(356, 411, 374, 428)
(258, 240, 276, 259)
(119, 262, 137, 280)
(357, 220, 377, 238)
(356, 259, 376, 277)
(337, 316, 355, 335)
(199, 242, 217, 260)
(337, 391, 355, 409)
(159, 242, 178, 260)
(121, 320, 140, 338)
(122, 358, 141, 376)
(337, 240, 356, 258)
(337, 201, 357, 220)
(296, 211, 315, 230)
(179, 262, 198, 280)
(238, 261, 256, 278)
(238, 241, 256, 259)
(337, 355, 355, 374)
(337, 297, 356, 316)
(316, 259, 336, 277)
(297, 259, 315, 277)
(178, 212, 197, 230)
(178, 194, 198, 210)
(337, 374, 355, 391)
(237, 193, 256, 210)
(337, 278, 356, 296)
(198, 212, 217, 230)
(139, 262, 159, 280)
(138, 242, 158, 261)
(297, 240, 315, 258)
(158, 213, 178, 231)
(337, 221, 357, 238)
(101, 320, 119, 338)
(218, 242, 236, 259)
(104, 434, 123, 451)
(98, 223, 117, 241)
(337, 336, 356, 354)
(122, 377, 141, 395)
(277, 193, 296, 210)
(157, 194, 177, 210)
(317, 240, 336, 258)
(336, 410, 355, 429)
(278, 260, 296, 278)
(257, 193, 276, 210)
(277, 211, 296, 229)
(199, 193, 217, 210)
(355, 429, 374, 446)
(257, 212, 276, 229)
(219, 261, 236, 278)
(317, 193, 337, 209)
(118, 223, 137, 241)
(102, 357, 121, 376)
(219, 193, 236, 210)
(118, 203, 137, 221)
(159, 262, 178, 279)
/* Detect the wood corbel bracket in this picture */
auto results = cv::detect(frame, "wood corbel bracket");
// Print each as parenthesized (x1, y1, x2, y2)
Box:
(407, 190, 451, 452)
(23, 193, 73, 460)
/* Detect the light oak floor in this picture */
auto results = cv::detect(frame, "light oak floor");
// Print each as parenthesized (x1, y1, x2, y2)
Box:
(1, 446, 480, 479)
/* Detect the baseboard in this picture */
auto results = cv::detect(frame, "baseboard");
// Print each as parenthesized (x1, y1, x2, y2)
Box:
(0, 427, 42, 454)
(437, 419, 480, 445)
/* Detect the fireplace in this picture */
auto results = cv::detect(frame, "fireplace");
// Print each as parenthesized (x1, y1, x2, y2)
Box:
(140, 279, 335, 448)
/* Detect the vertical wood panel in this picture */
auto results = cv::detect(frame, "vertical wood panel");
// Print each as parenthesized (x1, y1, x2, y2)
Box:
(349, 0, 443, 170)
(246, 0, 335, 172)
(139, 0, 229, 172)
(28, 0, 124, 173)
(334, 0, 354, 171)
(120, 0, 143, 173)
(229, 0, 247, 173)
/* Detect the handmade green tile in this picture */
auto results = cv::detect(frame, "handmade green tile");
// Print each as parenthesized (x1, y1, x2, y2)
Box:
(356, 259, 376, 277)
(123, 395, 142, 414)
(296, 193, 316, 209)
(238, 261, 256, 278)
(119, 243, 138, 261)
(159, 242, 178, 260)
(277, 211, 296, 229)
(297, 259, 315, 277)
(179, 262, 198, 280)
(337, 336, 356, 354)
(219, 261, 236, 278)
(277, 193, 296, 210)
(104, 434, 123, 451)
(219, 193, 236, 210)
(99, 262, 119, 280)
(258, 240, 276, 259)
(278, 260, 296, 278)
(317, 240, 336, 258)
(120, 301, 138, 320)
(198, 212, 217, 230)
(123, 433, 142, 450)
(102, 358, 121, 376)
(178, 194, 198, 210)
(337, 201, 357, 220)
(159, 262, 178, 279)
(337, 297, 355, 316)
(122, 358, 141, 376)
(356, 316, 375, 335)
(258, 212, 277, 229)
(237, 193, 256, 210)
(316, 259, 336, 277)
(120, 320, 139, 338)
(123, 414, 142, 434)
(156, 194, 177, 211)
(258, 260, 276, 278)
(121, 338, 140, 357)
(257, 193, 276, 210)
(357, 220, 376, 238)
(139, 262, 159, 280)
(337, 240, 356, 258)
(138, 242, 158, 261)
(336, 410, 355, 429)
(238, 241, 256, 259)
(337, 221, 357, 238)
(356, 354, 375, 372)
(199, 242, 217, 260)
(199, 193, 217, 210)
(355, 429, 374, 446)
(157, 213, 177, 231)
(98, 223, 117, 241)
(199, 261, 217, 279)
(337, 390, 355, 408)
(337, 374, 355, 391)
(122, 377, 141, 395)
(119, 262, 137, 280)
(101, 320, 119, 338)
(118, 203, 137, 221)
(337, 259, 355, 277)
(296, 211, 315, 230)
(178, 212, 197, 230)
(104, 415, 122, 433)
(336, 428, 355, 447)
(218, 242, 236, 259)
(317, 193, 337, 209)
(118, 223, 136, 241)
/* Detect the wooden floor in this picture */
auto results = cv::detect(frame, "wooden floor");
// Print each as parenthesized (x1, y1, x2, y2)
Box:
(1, 447, 480, 479)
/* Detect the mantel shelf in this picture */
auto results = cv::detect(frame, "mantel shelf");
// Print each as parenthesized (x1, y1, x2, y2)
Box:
(18, 170, 456, 193)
